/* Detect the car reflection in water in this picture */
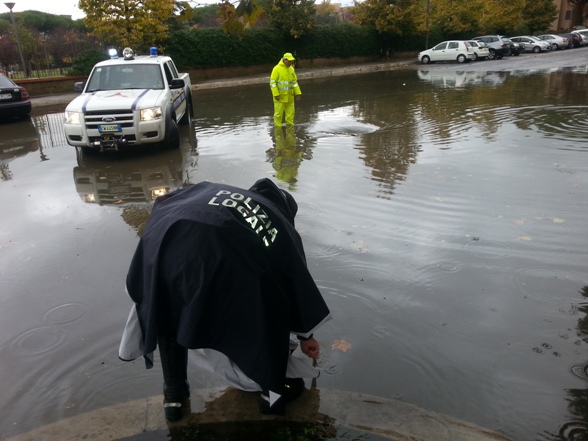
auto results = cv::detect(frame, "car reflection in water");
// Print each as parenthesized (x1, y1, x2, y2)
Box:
(74, 142, 198, 234)
(0, 117, 40, 181)
(417, 70, 509, 88)
(73, 118, 198, 207)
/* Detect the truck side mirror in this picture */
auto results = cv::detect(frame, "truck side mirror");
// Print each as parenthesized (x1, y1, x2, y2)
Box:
(170, 78, 185, 89)
(74, 82, 85, 92)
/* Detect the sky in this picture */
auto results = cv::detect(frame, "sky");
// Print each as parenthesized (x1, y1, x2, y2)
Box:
(3, 0, 86, 19)
(2, 0, 237, 20)
(3, 0, 354, 20)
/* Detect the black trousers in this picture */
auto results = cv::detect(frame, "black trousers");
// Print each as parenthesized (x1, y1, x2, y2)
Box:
(157, 332, 190, 402)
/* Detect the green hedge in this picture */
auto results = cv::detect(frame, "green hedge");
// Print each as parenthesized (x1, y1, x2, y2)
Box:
(165, 24, 383, 70)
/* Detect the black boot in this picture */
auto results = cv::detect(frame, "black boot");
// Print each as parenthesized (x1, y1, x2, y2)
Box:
(259, 378, 305, 416)
(158, 334, 190, 422)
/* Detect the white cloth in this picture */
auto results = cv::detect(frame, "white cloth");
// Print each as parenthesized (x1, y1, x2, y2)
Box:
(119, 303, 324, 403)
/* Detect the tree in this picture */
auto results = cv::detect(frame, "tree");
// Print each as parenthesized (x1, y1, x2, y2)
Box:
(78, 0, 175, 50)
(216, 0, 266, 34)
(352, 0, 426, 36)
(477, 0, 525, 35)
(428, 0, 483, 37)
(172, 1, 195, 24)
(316, 0, 340, 25)
(265, 0, 316, 38)
(191, 4, 220, 27)
(522, 0, 558, 33)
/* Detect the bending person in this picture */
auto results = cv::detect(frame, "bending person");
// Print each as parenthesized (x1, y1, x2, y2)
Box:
(119, 178, 331, 421)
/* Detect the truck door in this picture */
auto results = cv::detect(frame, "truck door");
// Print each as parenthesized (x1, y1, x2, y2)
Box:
(164, 62, 186, 120)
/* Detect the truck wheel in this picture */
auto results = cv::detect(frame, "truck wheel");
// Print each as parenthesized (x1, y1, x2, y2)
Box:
(179, 95, 192, 126)
(164, 118, 180, 149)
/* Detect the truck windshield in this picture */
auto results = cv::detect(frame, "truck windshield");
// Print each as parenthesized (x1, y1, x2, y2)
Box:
(86, 64, 164, 91)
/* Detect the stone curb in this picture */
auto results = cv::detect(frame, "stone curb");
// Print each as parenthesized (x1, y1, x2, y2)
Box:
(6, 387, 513, 441)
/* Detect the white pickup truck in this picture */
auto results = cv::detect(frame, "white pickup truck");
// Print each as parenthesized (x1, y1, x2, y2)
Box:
(64, 48, 192, 152)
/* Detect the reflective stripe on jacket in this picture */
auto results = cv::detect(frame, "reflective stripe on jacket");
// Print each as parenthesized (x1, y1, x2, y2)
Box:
(270, 60, 301, 102)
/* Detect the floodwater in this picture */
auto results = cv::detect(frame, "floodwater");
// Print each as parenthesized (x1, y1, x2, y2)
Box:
(1, 63, 588, 441)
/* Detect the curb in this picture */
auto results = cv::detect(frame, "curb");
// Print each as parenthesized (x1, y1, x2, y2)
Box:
(6, 387, 513, 441)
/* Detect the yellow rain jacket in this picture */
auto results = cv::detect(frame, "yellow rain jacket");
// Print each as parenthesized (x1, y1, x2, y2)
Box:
(270, 60, 301, 103)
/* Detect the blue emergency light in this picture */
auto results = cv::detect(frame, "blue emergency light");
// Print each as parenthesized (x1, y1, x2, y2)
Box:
(150, 47, 158, 57)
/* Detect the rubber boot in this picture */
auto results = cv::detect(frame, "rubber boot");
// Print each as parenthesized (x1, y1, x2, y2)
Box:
(158, 334, 190, 422)
(259, 378, 305, 416)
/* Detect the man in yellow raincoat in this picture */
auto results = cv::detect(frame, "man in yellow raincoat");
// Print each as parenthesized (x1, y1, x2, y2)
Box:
(270, 53, 301, 126)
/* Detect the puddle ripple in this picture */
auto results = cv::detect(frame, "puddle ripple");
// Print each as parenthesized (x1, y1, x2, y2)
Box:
(11, 326, 66, 355)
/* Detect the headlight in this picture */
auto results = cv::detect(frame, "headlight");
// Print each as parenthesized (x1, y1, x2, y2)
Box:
(81, 194, 96, 203)
(151, 187, 170, 199)
(141, 107, 163, 121)
(65, 111, 81, 125)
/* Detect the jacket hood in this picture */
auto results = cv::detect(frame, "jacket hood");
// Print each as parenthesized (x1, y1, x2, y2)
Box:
(249, 178, 298, 224)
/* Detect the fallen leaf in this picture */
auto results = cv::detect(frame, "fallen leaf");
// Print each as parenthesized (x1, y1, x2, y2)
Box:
(332, 339, 352, 352)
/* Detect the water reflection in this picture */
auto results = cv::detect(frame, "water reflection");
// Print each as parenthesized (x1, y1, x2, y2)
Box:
(0, 118, 40, 180)
(2, 65, 588, 441)
(163, 387, 341, 441)
(266, 126, 305, 190)
(73, 149, 185, 205)
(72, 122, 198, 234)
(541, 286, 588, 441)
(417, 70, 508, 88)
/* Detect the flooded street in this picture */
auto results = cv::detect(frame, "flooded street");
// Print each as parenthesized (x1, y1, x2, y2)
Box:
(1, 54, 588, 441)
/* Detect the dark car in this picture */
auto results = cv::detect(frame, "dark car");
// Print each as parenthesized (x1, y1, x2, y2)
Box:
(501, 37, 523, 56)
(472, 35, 511, 59)
(0, 74, 31, 119)
(558, 33, 575, 49)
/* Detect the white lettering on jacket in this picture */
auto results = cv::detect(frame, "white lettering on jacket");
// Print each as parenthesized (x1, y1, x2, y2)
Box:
(208, 190, 278, 246)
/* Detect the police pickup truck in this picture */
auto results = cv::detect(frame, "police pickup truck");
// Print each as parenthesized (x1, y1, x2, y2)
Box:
(64, 47, 192, 152)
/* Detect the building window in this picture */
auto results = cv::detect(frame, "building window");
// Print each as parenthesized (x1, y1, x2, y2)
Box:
(565, 10, 572, 20)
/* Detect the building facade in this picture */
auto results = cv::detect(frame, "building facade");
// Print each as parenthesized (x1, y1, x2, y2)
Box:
(551, 0, 586, 32)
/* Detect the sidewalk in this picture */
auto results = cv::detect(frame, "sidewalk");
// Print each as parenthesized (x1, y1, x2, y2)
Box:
(30, 59, 416, 109)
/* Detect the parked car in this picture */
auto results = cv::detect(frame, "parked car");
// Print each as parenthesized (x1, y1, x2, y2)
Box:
(472, 35, 511, 59)
(417, 41, 476, 64)
(509, 36, 551, 53)
(572, 30, 588, 45)
(537, 34, 569, 50)
(0, 74, 31, 119)
(465, 40, 490, 60)
(561, 32, 582, 48)
(501, 37, 523, 56)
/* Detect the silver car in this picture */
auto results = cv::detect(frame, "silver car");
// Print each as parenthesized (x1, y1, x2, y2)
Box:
(537, 34, 569, 50)
(509, 36, 551, 53)
(572, 30, 588, 45)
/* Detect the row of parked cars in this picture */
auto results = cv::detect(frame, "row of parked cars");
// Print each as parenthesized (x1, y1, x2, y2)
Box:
(417, 29, 588, 64)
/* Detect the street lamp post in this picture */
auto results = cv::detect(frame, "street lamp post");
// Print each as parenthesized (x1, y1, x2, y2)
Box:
(425, 0, 431, 49)
(4, 2, 28, 78)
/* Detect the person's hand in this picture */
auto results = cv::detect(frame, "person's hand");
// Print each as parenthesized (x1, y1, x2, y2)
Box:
(274, 96, 280, 101)
(300, 338, 319, 362)
(295, 95, 301, 102)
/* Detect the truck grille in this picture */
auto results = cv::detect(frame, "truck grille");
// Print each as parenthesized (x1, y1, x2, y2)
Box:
(84, 109, 134, 130)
